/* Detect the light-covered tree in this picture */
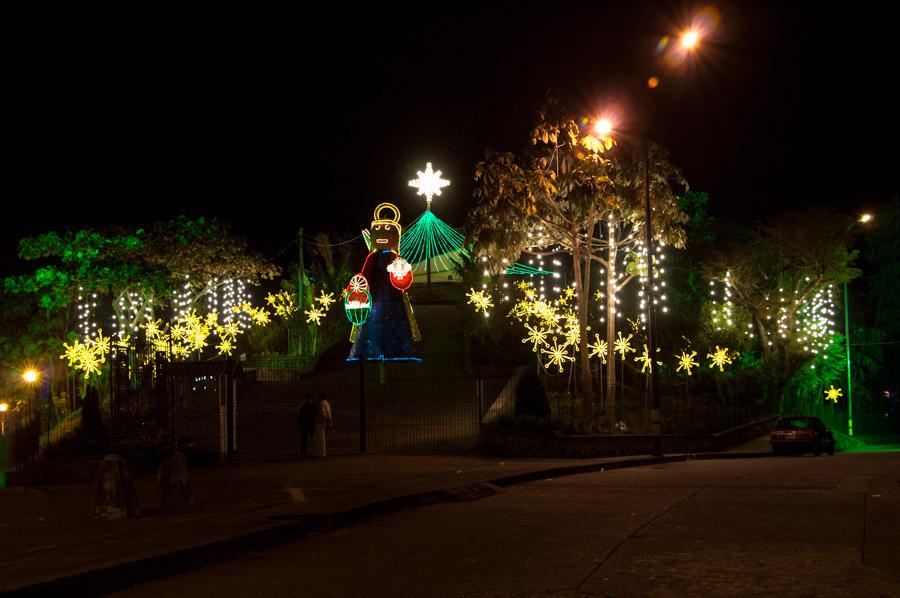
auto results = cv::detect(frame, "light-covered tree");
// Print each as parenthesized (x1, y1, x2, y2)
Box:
(467, 102, 688, 429)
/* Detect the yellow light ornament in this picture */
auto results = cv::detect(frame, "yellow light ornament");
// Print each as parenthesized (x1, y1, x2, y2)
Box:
(707, 346, 734, 371)
(588, 334, 608, 363)
(824, 385, 843, 402)
(542, 338, 574, 373)
(523, 324, 551, 352)
(675, 350, 699, 376)
(614, 332, 636, 360)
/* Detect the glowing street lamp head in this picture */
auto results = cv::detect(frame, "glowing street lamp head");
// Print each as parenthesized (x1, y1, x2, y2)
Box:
(0, 402, 8, 412)
(408, 162, 450, 210)
(23, 369, 38, 383)
(594, 118, 614, 136)
(680, 29, 700, 50)
(859, 213, 873, 223)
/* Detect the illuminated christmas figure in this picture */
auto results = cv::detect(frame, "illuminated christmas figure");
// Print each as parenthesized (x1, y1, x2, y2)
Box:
(347, 203, 421, 361)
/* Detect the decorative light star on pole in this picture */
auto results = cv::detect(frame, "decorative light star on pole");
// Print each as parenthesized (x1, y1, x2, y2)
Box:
(408, 162, 450, 210)
(824, 385, 843, 403)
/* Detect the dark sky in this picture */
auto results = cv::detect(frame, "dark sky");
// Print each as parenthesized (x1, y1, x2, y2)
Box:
(3, 4, 897, 272)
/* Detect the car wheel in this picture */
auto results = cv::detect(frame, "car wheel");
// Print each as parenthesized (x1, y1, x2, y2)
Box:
(814, 443, 821, 456)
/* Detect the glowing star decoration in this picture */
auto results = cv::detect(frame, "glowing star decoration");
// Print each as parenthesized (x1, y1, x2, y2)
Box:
(216, 338, 235, 356)
(588, 334, 608, 363)
(466, 288, 494, 316)
(614, 332, 636, 360)
(315, 291, 336, 309)
(266, 291, 298, 317)
(707, 346, 734, 372)
(408, 162, 450, 209)
(635, 344, 654, 373)
(523, 324, 551, 352)
(143, 318, 164, 339)
(305, 306, 325, 326)
(542, 338, 574, 373)
(675, 350, 700, 375)
(594, 289, 604, 302)
(824, 385, 843, 403)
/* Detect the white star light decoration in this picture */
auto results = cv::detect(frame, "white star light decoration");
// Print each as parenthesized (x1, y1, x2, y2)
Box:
(408, 162, 450, 209)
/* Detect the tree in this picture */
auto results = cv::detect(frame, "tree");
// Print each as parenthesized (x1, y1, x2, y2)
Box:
(467, 102, 688, 430)
(4, 217, 280, 366)
(702, 209, 860, 409)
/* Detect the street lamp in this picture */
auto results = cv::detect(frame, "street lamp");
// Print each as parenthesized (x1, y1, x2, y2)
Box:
(0, 402, 7, 436)
(844, 212, 874, 436)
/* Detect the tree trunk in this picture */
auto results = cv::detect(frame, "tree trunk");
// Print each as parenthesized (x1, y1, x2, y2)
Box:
(573, 250, 594, 431)
(605, 243, 618, 431)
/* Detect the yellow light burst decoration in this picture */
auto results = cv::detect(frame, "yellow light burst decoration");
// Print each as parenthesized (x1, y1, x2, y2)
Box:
(593, 289, 604, 302)
(60, 329, 111, 379)
(315, 290, 336, 309)
(614, 332, 636, 360)
(707, 346, 734, 371)
(588, 334, 608, 363)
(266, 290, 298, 317)
(466, 288, 494, 316)
(541, 338, 574, 373)
(216, 338, 235, 356)
(675, 350, 700, 375)
(824, 385, 843, 402)
(635, 344, 653, 373)
(523, 324, 551, 352)
(143, 318, 164, 339)
(305, 306, 325, 325)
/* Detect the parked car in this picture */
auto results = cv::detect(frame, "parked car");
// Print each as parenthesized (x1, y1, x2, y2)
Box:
(770, 416, 835, 456)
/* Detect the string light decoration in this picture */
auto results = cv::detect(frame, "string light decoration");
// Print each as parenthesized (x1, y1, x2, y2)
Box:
(408, 162, 450, 209)
(675, 350, 700, 375)
(635, 344, 654, 373)
(588, 334, 608, 363)
(541, 337, 574, 373)
(614, 332, 636, 360)
(707, 345, 735, 371)
(347, 202, 421, 361)
(824, 385, 843, 403)
(76, 287, 100, 339)
(60, 329, 111, 379)
(466, 288, 494, 316)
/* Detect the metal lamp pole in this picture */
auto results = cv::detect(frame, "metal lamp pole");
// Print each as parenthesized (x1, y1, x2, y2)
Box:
(843, 280, 853, 436)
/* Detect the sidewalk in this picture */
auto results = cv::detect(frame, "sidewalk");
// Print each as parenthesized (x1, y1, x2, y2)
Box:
(0, 442, 770, 596)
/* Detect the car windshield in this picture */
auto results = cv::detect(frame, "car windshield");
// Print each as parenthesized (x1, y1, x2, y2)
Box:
(775, 418, 811, 429)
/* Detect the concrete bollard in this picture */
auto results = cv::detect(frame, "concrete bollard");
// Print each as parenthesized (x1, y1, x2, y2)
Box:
(158, 447, 192, 510)
(93, 454, 139, 520)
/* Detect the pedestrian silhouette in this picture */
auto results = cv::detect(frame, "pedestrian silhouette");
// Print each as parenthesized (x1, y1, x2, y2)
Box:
(296, 394, 317, 456)
(311, 392, 332, 457)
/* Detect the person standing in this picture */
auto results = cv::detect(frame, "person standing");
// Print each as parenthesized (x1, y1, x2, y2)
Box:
(296, 395, 316, 456)
(311, 392, 332, 457)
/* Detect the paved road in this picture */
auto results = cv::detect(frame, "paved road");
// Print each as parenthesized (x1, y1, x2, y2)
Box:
(115, 453, 900, 597)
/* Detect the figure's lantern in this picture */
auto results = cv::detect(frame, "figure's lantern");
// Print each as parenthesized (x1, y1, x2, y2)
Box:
(388, 256, 413, 291)
(344, 274, 372, 325)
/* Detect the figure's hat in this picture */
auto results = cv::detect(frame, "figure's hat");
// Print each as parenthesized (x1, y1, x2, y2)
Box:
(371, 202, 402, 232)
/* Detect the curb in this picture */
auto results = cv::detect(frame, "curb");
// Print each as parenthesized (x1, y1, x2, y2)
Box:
(1, 450, 771, 597)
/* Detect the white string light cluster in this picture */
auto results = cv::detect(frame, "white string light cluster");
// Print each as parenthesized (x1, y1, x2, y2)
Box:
(76, 287, 99, 339)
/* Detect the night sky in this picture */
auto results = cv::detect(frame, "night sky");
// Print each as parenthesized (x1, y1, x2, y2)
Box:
(3, 5, 897, 272)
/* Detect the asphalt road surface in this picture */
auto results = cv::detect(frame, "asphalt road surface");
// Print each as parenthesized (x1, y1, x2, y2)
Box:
(115, 453, 900, 597)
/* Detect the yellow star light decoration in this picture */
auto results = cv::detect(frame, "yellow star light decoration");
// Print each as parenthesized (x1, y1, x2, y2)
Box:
(60, 330, 112, 379)
(523, 287, 537, 300)
(707, 345, 734, 371)
(266, 290, 298, 317)
(142, 318, 164, 339)
(216, 338, 235, 356)
(542, 338, 574, 373)
(466, 288, 494, 316)
(588, 334, 608, 363)
(614, 332, 636, 360)
(675, 350, 700, 376)
(522, 324, 551, 352)
(315, 290, 336, 309)
(635, 344, 654, 373)
(824, 385, 843, 402)
(593, 289, 604, 302)
(305, 306, 325, 325)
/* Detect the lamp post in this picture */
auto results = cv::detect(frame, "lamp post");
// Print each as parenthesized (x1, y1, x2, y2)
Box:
(0, 402, 7, 436)
(844, 212, 873, 436)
